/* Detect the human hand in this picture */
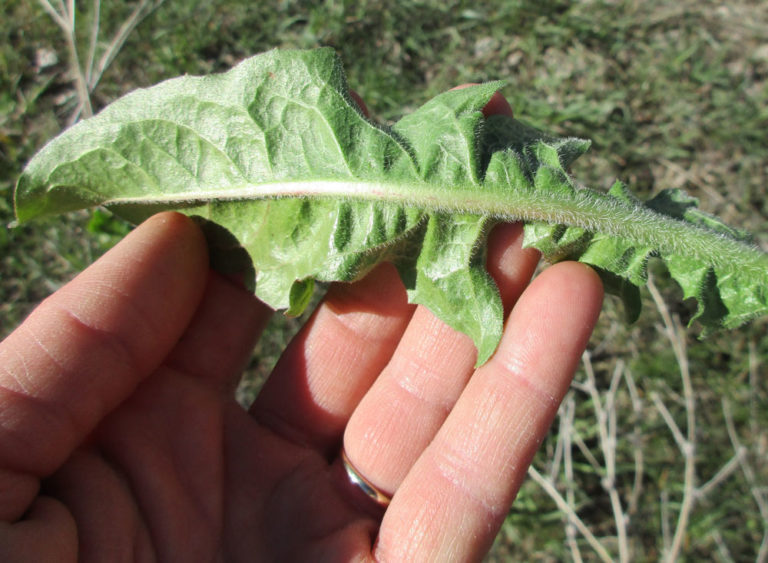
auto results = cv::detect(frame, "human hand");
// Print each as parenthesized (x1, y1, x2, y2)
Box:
(0, 94, 603, 562)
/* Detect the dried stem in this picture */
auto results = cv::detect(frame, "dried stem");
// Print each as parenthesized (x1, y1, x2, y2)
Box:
(38, 0, 94, 117)
(647, 276, 763, 558)
(723, 398, 768, 562)
(37, 0, 166, 123)
(561, 395, 583, 563)
(527, 465, 613, 563)
(623, 368, 644, 516)
(648, 275, 696, 563)
(581, 351, 630, 562)
(89, 0, 166, 93)
(85, 0, 101, 87)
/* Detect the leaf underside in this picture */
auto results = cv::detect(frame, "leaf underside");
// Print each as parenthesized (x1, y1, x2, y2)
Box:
(15, 48, 768, 365)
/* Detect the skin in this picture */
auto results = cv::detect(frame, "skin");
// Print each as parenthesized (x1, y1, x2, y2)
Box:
(0, 92, 603, 562)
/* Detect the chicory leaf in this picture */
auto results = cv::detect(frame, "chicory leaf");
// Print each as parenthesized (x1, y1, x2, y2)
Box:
(15, 47, 768, 365)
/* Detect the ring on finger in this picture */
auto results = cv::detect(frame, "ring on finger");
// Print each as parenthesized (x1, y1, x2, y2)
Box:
(341, 447, 391, 508)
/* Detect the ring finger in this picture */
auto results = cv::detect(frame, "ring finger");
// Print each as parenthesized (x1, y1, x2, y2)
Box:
(342, 222, 541, 497)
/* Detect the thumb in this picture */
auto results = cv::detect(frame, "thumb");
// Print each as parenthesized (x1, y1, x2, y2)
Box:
(0, 212, 208, 520)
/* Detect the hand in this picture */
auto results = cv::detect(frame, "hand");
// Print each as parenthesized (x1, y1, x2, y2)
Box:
(0, 95, 603, 562)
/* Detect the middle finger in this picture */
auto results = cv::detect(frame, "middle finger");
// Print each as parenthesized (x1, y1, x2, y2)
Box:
(251, 263, 416, 454)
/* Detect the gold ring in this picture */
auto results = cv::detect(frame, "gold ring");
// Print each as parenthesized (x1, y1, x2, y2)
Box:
(341, 448, 391, 508)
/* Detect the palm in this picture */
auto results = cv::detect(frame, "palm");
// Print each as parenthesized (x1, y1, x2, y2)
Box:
(57, 365, 372, 560)
(1, 212, 601, 562)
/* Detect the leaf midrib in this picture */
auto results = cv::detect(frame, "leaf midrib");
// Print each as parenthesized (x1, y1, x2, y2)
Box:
(96, 177, 768, 276)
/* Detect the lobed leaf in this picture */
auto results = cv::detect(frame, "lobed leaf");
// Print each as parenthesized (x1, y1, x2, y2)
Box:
(15, 48, 768, 365)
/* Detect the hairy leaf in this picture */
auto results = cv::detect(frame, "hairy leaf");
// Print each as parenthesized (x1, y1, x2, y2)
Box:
(15, 48, 768, 365)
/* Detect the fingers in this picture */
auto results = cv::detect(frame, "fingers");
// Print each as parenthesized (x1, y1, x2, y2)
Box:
(164, 272, 272, 390)
(375, 262, 603, 561)
(0, 212, 208, 519)
(342, 223, 540, 495)
(0, 497, 77, 562)
(348, 89, 370, 117)
(251, 263, 416, 454)
(451, 84, 513, 118)
(480, 91, 513, 118)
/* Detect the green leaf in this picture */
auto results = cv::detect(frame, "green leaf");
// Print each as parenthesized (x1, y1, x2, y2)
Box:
(15, 47, 768, 365)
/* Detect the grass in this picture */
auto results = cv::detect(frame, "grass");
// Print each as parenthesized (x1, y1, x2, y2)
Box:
(2, 0, 767, 560)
